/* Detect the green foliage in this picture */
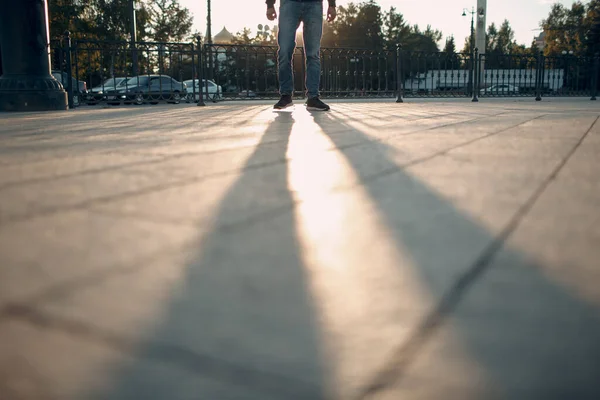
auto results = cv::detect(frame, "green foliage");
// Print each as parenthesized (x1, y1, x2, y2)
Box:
(443, 37, 457, 55)
(148, 0, 193, 42)
(315, 2, 443, 52)
(48, 0, 93, 39)
(541, 0, 600, 56)
(48, 0, 192, 42)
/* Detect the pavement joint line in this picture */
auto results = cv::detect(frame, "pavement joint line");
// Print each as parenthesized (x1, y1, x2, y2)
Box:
(0, 112, 514, 226)
(38, 113, 550, 234)
(333, 109, 541, 156)
(0, 111, 546, 228)
(83, 112, 546, 230)
(0, 303, 321, 399)
(0, 110, 265, 159)
(0, 105, 590, 166)
(0, 111, 487, 190)
(0, 115, 552, 308)
(354, 114, 600, 399)
(0, 240, 199, 312)
(0, 202, 301, 310)
(0, 156, 290, 227)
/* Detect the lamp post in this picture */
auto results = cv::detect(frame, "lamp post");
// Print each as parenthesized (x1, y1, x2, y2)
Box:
(129, 0, 138, 75)
(463, 7, 475, 95)
(206, 0, 213, 80)
(257, 24, 273, 44)
(562, 50, 573, 92)
(207, 0, 212, 44)
(462, 7, 475, 53)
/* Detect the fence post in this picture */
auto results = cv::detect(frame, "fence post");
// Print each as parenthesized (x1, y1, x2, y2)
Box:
(301, 46, 306, 99)
(535, 50, 543, 101)
(196, 36, 205, 107)
(472, 48, 479, 102)
(591, 53, 599, 101)
(245, 48, 251, 98)
(395, 44, 403, 103)
(63, 31, 74, 109)
(190, 41, 196, 103)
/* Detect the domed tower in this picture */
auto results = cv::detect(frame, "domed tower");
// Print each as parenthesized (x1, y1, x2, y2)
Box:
(213, 27, 234, 44)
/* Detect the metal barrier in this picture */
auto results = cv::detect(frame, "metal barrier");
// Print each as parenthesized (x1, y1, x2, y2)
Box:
(49, 36, 599, 107)
(51, 33, 201, 107)
(399, 50, 474, 98)
(203, 44, 398, 100)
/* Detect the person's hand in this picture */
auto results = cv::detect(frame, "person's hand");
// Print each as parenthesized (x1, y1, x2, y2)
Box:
(267, 7, 277, 21)
(327, 6, 337, 22)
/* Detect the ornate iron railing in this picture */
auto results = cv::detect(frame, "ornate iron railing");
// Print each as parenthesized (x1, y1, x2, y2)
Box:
(49, 34, 599, 107)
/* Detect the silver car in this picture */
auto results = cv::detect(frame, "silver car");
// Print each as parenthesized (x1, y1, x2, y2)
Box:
(183, 79, 222, 102)
(52, 71, 88, 107)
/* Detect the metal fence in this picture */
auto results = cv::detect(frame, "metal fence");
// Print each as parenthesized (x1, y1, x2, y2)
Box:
(49, 34, 599, 107)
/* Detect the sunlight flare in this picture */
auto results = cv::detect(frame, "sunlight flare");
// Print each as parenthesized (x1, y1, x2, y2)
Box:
(285, 111, 439, 395)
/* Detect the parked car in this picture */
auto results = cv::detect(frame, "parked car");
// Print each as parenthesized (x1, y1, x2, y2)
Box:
(52, 70, 88, 106)
(183, 79, 222, 102)
(88, 77, 128, 103)
(480, 84, 519, 95)
(106, 75, 187, 105)
(238, 89, 257, 98)
(91, 77, 128, 93)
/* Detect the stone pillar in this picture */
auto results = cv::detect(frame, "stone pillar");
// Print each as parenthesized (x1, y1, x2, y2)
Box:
(476, 0, 487, 88)
(0, 0, 68, 111)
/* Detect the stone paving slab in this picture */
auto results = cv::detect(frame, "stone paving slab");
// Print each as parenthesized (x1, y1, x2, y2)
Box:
(0, 99, 599, 400)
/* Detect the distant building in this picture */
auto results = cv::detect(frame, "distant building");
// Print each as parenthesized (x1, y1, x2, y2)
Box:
(213, 27, 234, 44)
(534, 31, 546, 51)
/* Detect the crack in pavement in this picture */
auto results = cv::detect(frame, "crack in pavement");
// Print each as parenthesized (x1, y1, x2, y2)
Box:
(0, 111, 513, 227)
(354, 115, 600, 399)
(0, 113, 587, 398)
(0, 303, 323, 400)
(1, 114, 551, 307)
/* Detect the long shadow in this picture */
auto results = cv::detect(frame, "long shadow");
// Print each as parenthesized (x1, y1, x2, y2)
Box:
(91, 111, 328, 400)
(310, 112, 600, 399)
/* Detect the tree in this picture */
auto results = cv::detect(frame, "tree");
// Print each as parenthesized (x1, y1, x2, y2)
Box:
(148, 0, 193, 43)
(48, 0, 93, 39)
(443, 36, 457, 55)
(540, 1, 594, 56)
(382, 6, 410, 47)
(322, 1, 384, 49)
(83, 0, 151, 41)
(584, 0, 600, 55)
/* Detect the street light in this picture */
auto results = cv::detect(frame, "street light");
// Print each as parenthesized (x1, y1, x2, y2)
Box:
(206, 0, 213, 80)
(129, 0, 138, 75)
(207, 0, 212, 44)
(257, 24, 275, 43)
(462, 7, 475, 53)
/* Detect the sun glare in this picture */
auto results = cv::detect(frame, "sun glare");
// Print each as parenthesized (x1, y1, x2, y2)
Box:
(285, 109, 438, 391)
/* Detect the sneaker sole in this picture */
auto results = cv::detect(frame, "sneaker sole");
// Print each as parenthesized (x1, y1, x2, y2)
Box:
(306, 106, 330, 111)
(274, 103, 294, 110)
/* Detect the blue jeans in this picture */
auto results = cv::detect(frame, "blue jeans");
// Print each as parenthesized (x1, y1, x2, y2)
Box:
(277, 0, 323, 98)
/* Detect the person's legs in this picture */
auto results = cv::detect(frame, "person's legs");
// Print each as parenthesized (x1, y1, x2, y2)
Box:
(277, 0, 302, 97)
(302, 1, 323, 99)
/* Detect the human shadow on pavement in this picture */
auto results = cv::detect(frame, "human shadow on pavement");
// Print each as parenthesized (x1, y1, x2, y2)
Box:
(91, 110, 328, 400)
(309, 111, 600, 399)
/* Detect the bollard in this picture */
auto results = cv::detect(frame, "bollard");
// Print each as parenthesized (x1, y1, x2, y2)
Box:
(196, 36, 205, 107)
(535, 50, 543, 101)
(591, 54, 599, 101)
(471, 48, 479, 102)
(64, 31, 74, 109)
(395, 44, 403, 103)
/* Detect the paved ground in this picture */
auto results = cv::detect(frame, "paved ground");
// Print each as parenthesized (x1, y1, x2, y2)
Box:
(0, 98, 599, 400)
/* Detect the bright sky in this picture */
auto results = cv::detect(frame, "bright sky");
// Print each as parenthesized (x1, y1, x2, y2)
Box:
(179, 0, 587, 46)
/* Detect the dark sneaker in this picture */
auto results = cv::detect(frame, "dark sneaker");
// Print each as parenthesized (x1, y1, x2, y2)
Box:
(306, 97, 330, 111)
(274, 95, 293, 109)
